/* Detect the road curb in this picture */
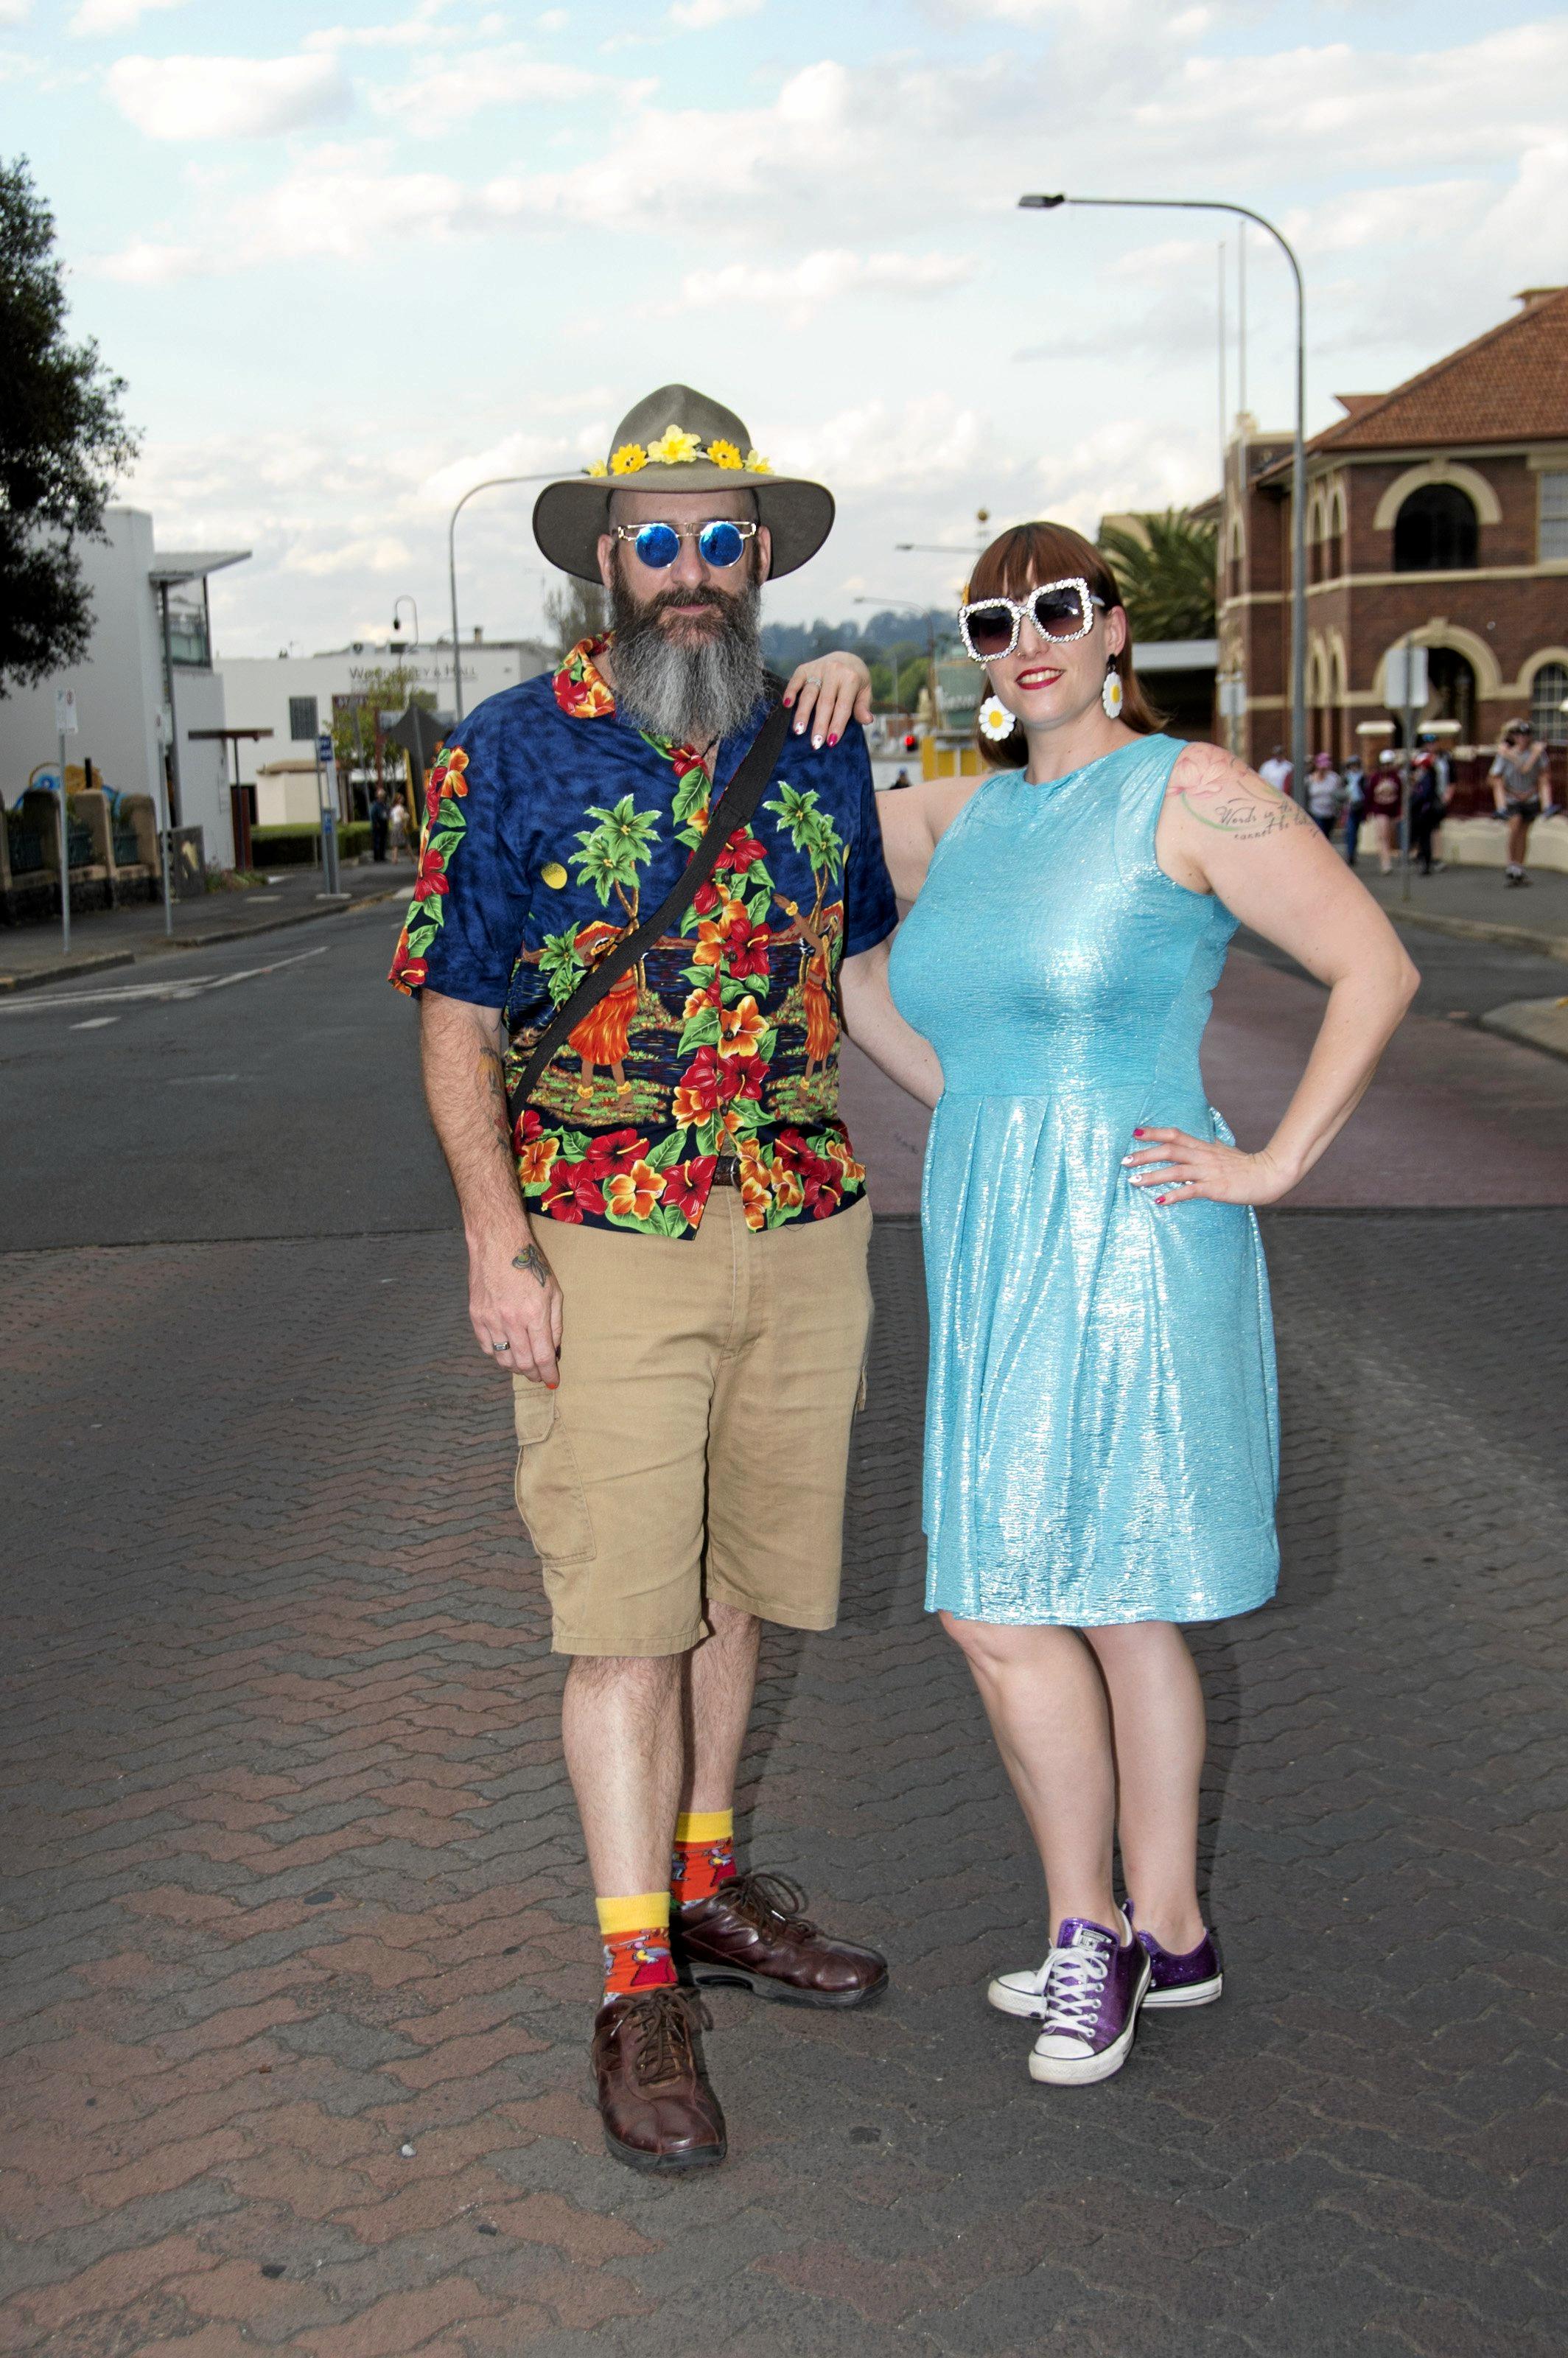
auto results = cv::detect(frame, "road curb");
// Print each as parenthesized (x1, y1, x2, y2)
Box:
(1383, 906, 1568, 962)
(0, 886, 408, 997)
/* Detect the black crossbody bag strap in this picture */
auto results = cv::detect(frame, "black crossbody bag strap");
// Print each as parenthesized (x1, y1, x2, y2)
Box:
(510, 690, 793, 1112)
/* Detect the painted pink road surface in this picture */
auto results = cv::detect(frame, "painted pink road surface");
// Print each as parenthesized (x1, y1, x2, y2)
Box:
(844, 949, 1568, 1215)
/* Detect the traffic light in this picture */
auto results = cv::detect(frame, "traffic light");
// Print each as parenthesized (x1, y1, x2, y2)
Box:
(903, 732, 917, 753)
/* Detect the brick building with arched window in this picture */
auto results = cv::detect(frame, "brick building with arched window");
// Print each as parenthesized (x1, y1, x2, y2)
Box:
(1218, 285, 1568, 802)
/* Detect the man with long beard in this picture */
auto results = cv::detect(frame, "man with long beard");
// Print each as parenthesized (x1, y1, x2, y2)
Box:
(391, 386, 920, 2173)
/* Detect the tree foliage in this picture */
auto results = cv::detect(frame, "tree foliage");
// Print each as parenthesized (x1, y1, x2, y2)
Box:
(331, 663, 435, 808)
(0, 158, 139, 697)
(1098, 509, 1218, 643)
(544, 576, 609, 657)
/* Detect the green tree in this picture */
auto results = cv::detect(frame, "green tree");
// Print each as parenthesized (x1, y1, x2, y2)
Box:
(1098, 509, 1218, 642)
(544, 575, 609, 657)
(331, 663, 435, 808)
(0, 158, 139, 696)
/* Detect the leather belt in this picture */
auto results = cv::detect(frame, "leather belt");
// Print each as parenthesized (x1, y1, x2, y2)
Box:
(710, 1155, 742, 1189)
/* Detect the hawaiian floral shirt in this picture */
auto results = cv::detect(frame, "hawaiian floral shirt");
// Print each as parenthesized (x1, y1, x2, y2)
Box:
(389, 637, 898, 1239)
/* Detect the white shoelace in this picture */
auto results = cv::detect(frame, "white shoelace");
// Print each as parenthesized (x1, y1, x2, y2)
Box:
(1038, 1941, 1110, 2040)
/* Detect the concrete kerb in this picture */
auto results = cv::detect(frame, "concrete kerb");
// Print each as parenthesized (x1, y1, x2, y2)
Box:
(1383, 906, 1568, 963)
(0, 886, 411, 996)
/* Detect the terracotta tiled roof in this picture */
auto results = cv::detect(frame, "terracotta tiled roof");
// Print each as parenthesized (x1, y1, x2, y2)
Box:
(1260, 289, 1568, 480)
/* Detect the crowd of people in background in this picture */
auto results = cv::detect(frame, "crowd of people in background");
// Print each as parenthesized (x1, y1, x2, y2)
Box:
(1256, 725, 1560, 886)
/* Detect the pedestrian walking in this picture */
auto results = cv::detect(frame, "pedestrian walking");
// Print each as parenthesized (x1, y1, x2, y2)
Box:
(1342, 756, 1365, 867)
(1306, 752, 1342, 839)
(1410, 752, 1446, 875)
(369, 787, 390, 863)
(871, 519, 1417, 2090)
(1368, 750, 1402, 873)
(1258, 744, 1292, 797)
(391, 384, 906, 2176)
(388, 797, 410, 861)
(1490, 721, 1555, 886)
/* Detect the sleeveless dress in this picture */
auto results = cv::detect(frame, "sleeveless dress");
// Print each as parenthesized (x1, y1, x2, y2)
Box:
(886, 734, 1279, 1626)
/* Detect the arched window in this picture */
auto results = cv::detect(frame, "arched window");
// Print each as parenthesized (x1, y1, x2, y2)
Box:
(1393, 484, 1477, 572)
(1530, 661, 1568, 744)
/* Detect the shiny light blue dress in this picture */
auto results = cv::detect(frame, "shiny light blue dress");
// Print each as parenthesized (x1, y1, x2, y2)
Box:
(887, 733, 1279, 1626)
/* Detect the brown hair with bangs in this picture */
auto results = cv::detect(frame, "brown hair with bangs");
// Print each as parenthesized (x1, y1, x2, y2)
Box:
(967, 519, 1162, 769)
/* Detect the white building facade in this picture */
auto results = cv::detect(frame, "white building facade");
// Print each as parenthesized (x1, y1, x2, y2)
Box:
(218, 637, 551, 800)
(0, 507, 247, 867)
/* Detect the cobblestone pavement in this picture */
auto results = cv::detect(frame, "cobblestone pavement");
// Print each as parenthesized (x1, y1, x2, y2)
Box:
(3, 1208, 1564, 2357)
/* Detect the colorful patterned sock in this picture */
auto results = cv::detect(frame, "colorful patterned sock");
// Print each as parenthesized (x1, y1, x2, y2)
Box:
(671, 1808, 737, 1907)
(596, 1892, 676, 1998)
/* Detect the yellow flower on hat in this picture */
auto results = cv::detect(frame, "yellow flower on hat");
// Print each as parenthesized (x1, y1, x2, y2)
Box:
(705, 438, 743, 471)
(609, 443, 647, 475)
(584, 458, 608, 477)
(646, 423, 703, 466)
(744, 448, 773, 475)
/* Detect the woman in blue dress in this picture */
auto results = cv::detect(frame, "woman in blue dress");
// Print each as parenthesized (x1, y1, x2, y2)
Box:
(846, 521, 1417, 2088)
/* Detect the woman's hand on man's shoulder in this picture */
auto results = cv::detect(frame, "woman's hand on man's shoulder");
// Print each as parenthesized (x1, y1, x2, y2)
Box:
(781, 651, 873, 749)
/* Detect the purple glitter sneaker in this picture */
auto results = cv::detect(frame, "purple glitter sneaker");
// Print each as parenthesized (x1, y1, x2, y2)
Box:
(1127, 1903, 1223, 2010)
(1021, 1913, 1150, 2087)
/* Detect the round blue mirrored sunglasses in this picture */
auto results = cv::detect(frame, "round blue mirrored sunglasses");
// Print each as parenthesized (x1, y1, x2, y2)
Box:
(612, 519, 758, 570)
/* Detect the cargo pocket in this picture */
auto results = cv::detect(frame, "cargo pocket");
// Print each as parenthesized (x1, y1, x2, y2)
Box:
(512, 1380, 596, 1565)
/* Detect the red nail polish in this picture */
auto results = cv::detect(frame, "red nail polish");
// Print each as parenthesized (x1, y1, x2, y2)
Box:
(1133, 1127, 1146, 1138)
(783, 694, 794, 707)
(1155, 1195, 1166, 1205)
(827, 732, 839, 746)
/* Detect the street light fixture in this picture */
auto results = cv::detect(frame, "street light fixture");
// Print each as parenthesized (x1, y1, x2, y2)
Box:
(390, 594, 420, 650)
(447, 471, 567, 721)
(1019, 190, 1309, 804)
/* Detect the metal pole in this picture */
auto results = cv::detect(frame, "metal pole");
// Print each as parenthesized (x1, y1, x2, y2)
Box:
(1217, 240, 1228, 488)
(155, 585, 177, 935)
(56, 730, 71, 954)
(1401, 634, 1415, 907)
(1018, 193, 1309, 802)
(1237, 225, 1247, 419)
(447, 472, 564, 724)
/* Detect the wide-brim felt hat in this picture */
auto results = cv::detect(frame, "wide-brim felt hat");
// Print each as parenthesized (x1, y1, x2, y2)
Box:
(532, 382, 834, 584)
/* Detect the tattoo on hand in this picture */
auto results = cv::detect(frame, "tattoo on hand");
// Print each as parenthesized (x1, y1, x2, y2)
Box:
(512, 1242, 551, 1287)
(1171, 746, 1312, 840)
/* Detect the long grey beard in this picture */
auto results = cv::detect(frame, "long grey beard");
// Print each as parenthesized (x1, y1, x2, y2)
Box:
(609, 578, 765, 745)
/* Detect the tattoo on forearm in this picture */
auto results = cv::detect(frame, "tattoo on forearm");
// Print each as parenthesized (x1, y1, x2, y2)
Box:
(477, 1043, 510, 1147)
(1171, 746, 1312, 840)
(512, 1242, 551, 1287)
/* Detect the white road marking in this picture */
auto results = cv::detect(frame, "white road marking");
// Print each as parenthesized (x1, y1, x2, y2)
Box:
(71, 1015, 120, 1030)
(0, 942, 329, 1017)
(167, 1073, 239, 1085)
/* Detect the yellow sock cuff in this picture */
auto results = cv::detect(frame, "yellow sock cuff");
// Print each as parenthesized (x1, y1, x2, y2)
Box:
(674, 1809, 734, 1845)
(595, 1891, 671, 1938)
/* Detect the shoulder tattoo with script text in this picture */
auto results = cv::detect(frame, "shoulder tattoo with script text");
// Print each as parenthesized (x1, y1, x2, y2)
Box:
(1169, 744, 1312, 841)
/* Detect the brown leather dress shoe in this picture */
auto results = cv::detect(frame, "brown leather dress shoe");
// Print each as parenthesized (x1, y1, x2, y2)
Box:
(592, 1986, 726, 2174)
(674, 1870, 889, 2008)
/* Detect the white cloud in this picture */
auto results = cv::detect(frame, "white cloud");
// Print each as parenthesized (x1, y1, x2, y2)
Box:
(94, 237, 205, 284)
(70, 0, 192, 32)
(303, 2, 462, 51)
(290, 535, 414, 578)
(370, 46, 606, 128)
(669, 0, 762, 27)
(0, 0, 32, 24)
(675, 247, 977, 326)
(108, 52, 351, 141)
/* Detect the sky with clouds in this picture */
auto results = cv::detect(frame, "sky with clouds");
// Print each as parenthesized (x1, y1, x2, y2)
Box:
(7, 0, 1568, 657)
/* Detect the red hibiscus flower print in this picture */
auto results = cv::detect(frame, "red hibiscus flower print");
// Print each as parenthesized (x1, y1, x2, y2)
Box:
(717, 831, 766, 875)
(691, 880, 723, 918)
(581, 1127, 649, 1176)
(391, 945, 427, 991)
(413, 843, 449, 901)
(542, 1159, 606, 1223)
(661, 1157, 716, 1224)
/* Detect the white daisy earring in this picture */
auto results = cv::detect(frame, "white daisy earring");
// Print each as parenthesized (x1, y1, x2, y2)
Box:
(978, 693, 1016, 742)
(1102, 659, 1124, 720)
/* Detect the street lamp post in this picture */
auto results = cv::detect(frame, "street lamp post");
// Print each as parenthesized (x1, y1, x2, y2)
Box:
(1019, 191, 1309, 805)
(447, 472, 564, 722)
(391, 595, 420, 650)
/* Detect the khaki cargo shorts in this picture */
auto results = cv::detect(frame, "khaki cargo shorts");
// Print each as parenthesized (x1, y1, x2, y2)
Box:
(511, 1189, 872, 1657)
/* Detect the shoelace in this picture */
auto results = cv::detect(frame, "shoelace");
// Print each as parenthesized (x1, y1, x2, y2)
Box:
(1038, 1940, 1110, 2040)
(625, 1987, 712, 2088)
(721, 1869, 816, 1937)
